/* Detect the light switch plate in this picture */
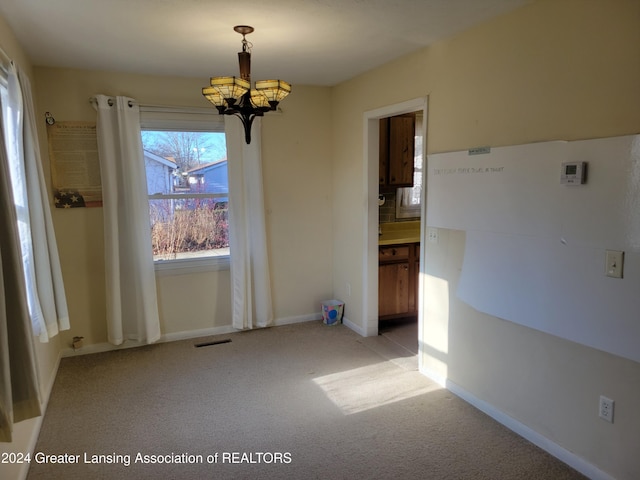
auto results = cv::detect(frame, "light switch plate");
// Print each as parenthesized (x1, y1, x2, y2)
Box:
(605, 250, 624, 278)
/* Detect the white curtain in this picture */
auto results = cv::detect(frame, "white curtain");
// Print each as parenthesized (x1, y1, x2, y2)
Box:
(0, 75, 41, 442)
(3, 63, 69, 343)
(13, 65, 70, 341)
(94, 95, 160, 345)
(225, 116, 273, 330)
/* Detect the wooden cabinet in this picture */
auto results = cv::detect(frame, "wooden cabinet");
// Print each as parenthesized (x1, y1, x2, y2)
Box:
(378, 243, 419, 319)
(379, 114, 415, 190)
(379, 262, 410, 317)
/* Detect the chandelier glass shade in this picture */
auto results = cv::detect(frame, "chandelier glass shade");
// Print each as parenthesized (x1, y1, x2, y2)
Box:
(202, 26, 291, 144)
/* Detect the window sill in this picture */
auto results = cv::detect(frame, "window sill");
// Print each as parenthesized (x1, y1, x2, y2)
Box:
(154, 255, 230, 276)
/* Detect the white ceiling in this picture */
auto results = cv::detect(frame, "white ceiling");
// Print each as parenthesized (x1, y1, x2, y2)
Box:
(0, 0, 530, 86)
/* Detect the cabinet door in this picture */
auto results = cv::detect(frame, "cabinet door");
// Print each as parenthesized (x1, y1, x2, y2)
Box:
(378, 262, 410, 317)
(388, 115, 415, 187)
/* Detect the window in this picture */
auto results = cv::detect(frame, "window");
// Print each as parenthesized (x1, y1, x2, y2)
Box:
(140, 107, 229, 273)
(396, 111, 423, 219)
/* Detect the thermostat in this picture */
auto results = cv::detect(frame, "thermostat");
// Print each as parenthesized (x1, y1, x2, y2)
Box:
(561, 161, 587, 185)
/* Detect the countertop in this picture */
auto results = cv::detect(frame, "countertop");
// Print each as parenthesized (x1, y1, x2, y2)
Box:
(378, 221, 420, 246)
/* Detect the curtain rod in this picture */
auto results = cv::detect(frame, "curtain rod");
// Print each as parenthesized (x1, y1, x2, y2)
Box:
(88, 97, 216, 115)
(138, 103, 217, 115)
(139, 102, 281, 116)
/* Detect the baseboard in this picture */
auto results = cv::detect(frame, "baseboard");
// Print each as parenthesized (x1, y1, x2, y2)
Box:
(274, 313, 322, 326)
(342, 316, 366, 336)
(419, 368, 614, 480)
(61, 325, 237, 357)
(418, 364, 447, 388)
(160, 325, 238, 343)
(62, 314, 323, 358)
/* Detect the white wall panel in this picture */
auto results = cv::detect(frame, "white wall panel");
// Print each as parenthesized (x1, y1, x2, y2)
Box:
(428, 135, 640, 362)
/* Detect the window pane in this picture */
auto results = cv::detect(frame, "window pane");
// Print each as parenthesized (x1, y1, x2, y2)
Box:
(142, 130, 229, 261)
(141, 130, 227, 195)
(149, 198, 229, 261)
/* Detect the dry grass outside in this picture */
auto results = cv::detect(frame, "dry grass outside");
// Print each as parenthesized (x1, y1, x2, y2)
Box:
(150, 199, 228, 259)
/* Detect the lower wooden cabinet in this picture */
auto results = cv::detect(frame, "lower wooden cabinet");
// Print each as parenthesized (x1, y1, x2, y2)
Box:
(378, 262, 410, 317)
(378, 243, 419, 319)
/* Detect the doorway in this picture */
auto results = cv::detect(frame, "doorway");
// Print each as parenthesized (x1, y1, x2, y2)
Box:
(362, 98, 428, 366)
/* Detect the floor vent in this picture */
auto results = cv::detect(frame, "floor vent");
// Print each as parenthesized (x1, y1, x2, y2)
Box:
(194, 339, 232, 348)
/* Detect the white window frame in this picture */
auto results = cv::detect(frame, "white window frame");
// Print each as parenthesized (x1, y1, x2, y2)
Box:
(140, 105, 230, 275)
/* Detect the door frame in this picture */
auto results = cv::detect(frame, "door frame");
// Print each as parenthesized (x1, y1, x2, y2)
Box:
(362, 97, 428, 341)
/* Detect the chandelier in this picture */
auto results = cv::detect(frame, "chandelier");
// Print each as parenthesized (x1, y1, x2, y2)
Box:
(202, 25, 291, 144)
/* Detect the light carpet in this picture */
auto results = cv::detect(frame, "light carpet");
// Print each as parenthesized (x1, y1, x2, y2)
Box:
(27, 321, 586, 479)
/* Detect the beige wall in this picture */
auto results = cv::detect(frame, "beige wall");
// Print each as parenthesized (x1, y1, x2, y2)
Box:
(32, 68, 334, 346)
(331, 0, 640, 478)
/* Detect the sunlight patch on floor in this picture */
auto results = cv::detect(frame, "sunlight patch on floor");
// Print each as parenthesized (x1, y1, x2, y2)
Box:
(312, 361, 441, 415)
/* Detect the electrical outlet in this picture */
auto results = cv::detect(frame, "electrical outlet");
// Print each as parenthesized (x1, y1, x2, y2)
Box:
(346, 283, 351, 297)
(599, 395, 615, 423)
(428, 227, 439, 244)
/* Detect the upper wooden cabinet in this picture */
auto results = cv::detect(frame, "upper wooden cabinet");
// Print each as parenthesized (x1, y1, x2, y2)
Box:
(379, 113, 416, 189)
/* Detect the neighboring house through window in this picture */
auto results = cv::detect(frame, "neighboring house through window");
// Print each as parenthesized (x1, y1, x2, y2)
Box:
(183, 159, 229, 202)
(145, 150, 176, 195)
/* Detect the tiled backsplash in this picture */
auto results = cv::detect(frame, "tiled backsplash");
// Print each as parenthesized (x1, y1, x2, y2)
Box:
(379, 191, 419, 224)
(379, 191, 397, 223)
